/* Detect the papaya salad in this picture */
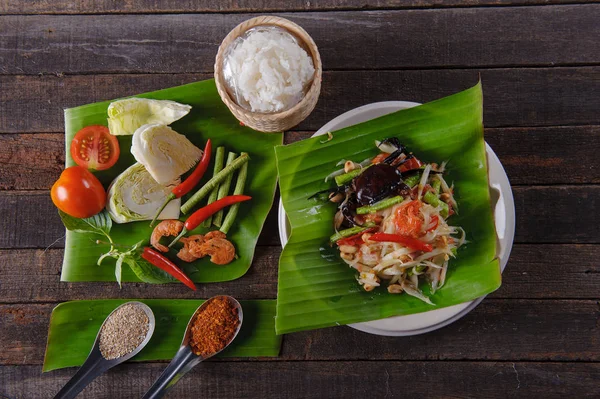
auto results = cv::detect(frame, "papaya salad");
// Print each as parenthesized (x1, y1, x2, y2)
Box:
(321, 138, 465, 304)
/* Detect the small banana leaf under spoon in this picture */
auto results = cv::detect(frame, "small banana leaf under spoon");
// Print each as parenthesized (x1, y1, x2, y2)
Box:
(54, 301, 155, 399)
(143, 295, 243, 399)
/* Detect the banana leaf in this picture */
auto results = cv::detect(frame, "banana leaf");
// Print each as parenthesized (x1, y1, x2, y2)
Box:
(43, 299, 281, 371)
(274, 82, 500, 334)
(61, 79, 282, 282)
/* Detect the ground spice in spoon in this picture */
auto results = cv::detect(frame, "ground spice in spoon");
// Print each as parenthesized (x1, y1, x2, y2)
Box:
(189, 297, 240, 357)
(99, 303, 150, 360)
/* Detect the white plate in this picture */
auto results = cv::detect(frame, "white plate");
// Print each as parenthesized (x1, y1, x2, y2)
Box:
(278, 101, 515, 336)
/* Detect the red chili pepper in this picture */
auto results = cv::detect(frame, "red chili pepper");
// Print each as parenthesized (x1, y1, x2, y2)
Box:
(149, 139, 212, 227)
(141, 247, 197, 291)
(168, 195, 252, 247)
(369, 232, 433, 252)
(426, 215, 439, 232)
(336, 227, 377, 246)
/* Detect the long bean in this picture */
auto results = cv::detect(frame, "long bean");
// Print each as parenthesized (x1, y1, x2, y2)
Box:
(212, 152, 237, 227)
(220, 154, 249, 234)
(431, 178, 441, 194)
(356, 195, 403, 214)
(329, 226, 369, 243)
(334, 165, 372, 186)
(423, 191, 449, 218)
(202, 146, 225, 227)
(181, 153, 250, 214)
(403, 173, 421, 188)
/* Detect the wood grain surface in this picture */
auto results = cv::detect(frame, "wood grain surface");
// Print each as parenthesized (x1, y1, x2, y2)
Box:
(1, 0, 596, 14)
(2, 68, 599, 134)
(1, 2, 598, 398)
(2, 7, 599, 74)
(2, 362, 598, 398)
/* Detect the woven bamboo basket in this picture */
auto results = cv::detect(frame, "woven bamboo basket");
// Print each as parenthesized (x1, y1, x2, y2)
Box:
(214, 16, 322, 133)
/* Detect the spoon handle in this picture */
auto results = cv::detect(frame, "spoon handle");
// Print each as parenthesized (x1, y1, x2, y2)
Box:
(142, 346, 201, 399)
(53, 355, 107, 399)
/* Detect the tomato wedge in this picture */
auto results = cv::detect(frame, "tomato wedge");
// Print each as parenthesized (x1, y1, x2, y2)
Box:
(369, 233, 433, 252)
(371, 152, 390, 164)
(399, 156, 422, 172)
(70, 125, 120, 171)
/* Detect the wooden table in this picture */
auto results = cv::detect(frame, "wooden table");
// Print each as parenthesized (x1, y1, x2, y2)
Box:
(1, 1, 598, 398)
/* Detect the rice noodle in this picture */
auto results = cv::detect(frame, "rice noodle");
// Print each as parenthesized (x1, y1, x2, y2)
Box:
(417, 164, 432, 200)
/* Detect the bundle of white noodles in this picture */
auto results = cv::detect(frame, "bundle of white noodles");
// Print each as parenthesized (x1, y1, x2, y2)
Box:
(340, 197, 465, 305)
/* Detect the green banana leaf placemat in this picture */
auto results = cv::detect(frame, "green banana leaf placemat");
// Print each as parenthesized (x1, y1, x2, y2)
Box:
(61, 79, 282, 282)
(43, 299, 281, 371)
(274, 82, 500, 334)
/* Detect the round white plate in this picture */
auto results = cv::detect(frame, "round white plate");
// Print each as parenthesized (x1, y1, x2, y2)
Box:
(278, 101, 515, 336)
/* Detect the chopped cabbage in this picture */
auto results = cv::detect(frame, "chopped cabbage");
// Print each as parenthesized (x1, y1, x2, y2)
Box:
(106, 162, 180, 223)
(131, 123, 202, 185)
(107, 98, 191, 136)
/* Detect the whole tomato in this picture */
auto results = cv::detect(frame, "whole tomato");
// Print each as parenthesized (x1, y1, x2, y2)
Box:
(51, 166, 106, 218)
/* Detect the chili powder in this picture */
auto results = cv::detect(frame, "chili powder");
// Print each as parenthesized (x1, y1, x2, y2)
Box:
(189, 296, 240, 357)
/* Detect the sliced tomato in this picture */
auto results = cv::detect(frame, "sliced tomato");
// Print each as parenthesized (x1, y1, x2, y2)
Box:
(399, 156, 422, 172)
(70, 125, 120, 171)
(394, 200, 423, 238)
(371, 152, 390, 164)
(369, 233, 433, 252)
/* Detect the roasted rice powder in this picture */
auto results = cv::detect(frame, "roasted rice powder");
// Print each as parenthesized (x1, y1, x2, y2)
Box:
(99, 303, 150, 360)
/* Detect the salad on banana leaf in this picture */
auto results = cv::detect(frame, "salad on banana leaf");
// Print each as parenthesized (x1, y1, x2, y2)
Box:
(323, 138, 465, 304)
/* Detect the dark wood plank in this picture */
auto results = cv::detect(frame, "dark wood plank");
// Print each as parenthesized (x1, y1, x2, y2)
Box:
(514, 185, 599, 243)
(1, 185, 597, 250)
(1, 0, 595, 14)
(2, 361, 599, 398)
(0, 133, 64, 190)
(1, 300, 598, 365)
(2, 7, 599, 75)
(0, 244, 597, 303)
(2, 126, 598, 190)
(0, 247, 278, 303)
(2, 68, 599, 134)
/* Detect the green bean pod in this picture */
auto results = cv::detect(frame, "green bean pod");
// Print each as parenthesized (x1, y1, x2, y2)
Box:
(356, 196, 404, 214)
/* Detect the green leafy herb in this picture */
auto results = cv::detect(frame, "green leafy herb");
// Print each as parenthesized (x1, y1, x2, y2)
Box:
(124, 256, 175, 284)
(58, 210, 112, 239)
(97, 241, 175, 285)
(59, 211, 174, 286)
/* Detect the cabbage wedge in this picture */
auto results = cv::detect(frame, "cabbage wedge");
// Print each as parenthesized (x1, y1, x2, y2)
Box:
(106, 162, 180, 223)
(275, 82, 501, 334)
(107, 98, 191, 136)
(131, 123, 202, 185)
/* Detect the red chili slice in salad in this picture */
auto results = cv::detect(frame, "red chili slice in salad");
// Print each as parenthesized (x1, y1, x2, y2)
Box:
(70, 125, 120, 171)
(427, 215, 439, 232)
